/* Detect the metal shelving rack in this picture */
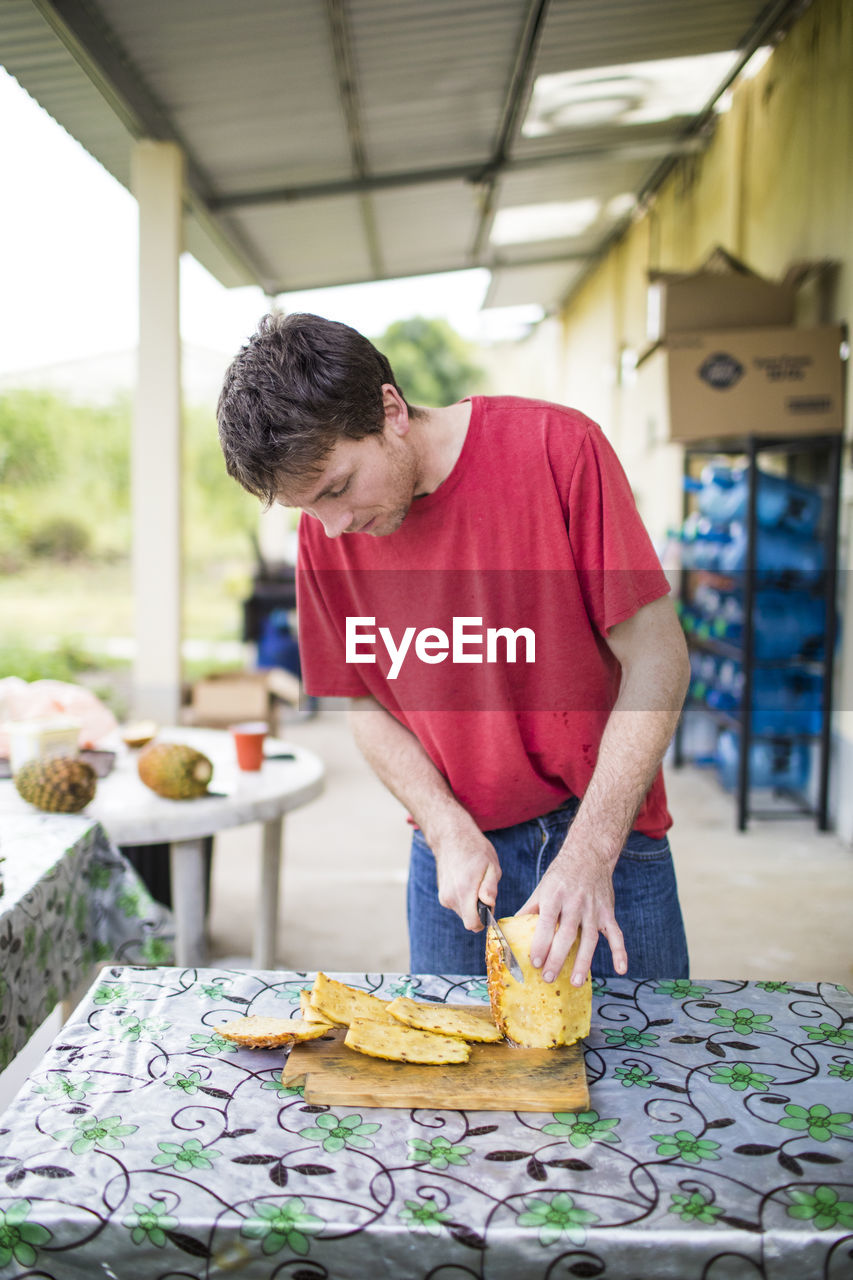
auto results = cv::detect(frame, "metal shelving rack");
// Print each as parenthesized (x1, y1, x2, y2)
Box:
(673, 433, 843, 831)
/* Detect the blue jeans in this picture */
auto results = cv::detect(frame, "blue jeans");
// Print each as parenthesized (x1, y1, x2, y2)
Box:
(407, 798, 689, 978)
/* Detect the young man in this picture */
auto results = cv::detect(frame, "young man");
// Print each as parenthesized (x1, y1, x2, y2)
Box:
(218, 312, 691, 986)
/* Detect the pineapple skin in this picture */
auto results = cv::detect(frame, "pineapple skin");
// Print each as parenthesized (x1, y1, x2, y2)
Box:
(137, 743, 213, 799)
(14, 757, 97, 813)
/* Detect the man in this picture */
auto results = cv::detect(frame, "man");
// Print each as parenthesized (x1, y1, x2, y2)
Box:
(218, 311, 691, 986)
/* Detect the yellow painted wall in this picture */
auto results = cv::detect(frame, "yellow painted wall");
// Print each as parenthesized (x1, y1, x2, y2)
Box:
(551, 0, 853, 837)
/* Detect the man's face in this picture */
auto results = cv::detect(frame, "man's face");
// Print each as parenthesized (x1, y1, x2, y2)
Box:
(275, 425, 420, 539)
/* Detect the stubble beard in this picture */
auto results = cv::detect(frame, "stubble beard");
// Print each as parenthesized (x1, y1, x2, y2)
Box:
(371, 440, 420, 535)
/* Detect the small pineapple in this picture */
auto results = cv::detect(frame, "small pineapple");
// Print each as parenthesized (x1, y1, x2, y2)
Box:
(137, 742, 213, 799)
(14, 756, 97, 814)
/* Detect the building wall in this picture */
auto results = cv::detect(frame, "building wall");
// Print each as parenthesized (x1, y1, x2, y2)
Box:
(547, 0, 853, 838)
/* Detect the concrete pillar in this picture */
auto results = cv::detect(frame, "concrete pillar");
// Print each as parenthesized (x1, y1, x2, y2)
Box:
(131, 140, 184, 723)
(258, 503, 295, 566)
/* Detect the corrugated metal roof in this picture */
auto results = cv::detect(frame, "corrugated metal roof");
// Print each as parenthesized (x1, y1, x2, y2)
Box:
(0, 0, 805, 308)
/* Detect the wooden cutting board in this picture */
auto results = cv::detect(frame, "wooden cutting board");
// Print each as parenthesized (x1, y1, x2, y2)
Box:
(282, 1011, 588, 1113)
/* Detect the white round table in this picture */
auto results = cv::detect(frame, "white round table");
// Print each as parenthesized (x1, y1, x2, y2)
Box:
(2, 727, 325, 968)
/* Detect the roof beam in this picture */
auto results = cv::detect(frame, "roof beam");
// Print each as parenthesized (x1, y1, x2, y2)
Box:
(325, 0, 383, 279)
(262, 251, 594, 300)
(470, 0, 552, 262)
(29, 0, 274, 288)
(209, 138, 704, 211)
(32, 0, 205, 178)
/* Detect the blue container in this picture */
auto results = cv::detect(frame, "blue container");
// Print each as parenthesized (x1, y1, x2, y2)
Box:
(678, 513, 732, 571)
(690, 583, 742, 636)
(257, 609, 302, 674)
(716, 729, 810, 793)
(718, 523, 824, 578)
(752, 669, 824, 735)
(688, 650, 719, 702)
(704, 657, 743, 714)
(705, 666, 823, 734)
(690, 463, 823, 536)
(684, 586, 825, 659)
(726, 590, 825, 660)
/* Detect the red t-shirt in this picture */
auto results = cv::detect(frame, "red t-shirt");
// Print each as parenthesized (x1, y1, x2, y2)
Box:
(296, 395, 672, 836)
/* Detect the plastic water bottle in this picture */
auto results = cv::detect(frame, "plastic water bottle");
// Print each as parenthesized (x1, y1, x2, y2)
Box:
(686, 462, 737, 526)
(690, 463, 823, 536)
(716, 730, 810, 792)
(715, 590, 825, 659)
(688, 651, 718, 702)
(674, 706, 719, 766)
(751, 469, 822, 536)
(705, 658, 743, 714)
(705, 666, 823, 734)
(718, 523, 824, 578)
(753, 592, 826, 659)
(679, 513, 732, 571)
(751, 670, 824, 735)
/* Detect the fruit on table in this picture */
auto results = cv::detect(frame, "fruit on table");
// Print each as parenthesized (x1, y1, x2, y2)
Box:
(387, 995, 503, 1042)
(344, 1016, 471, 1064)
(486, 913, 591, 1048)
(137, 742, 213, 799)
(14, 756, 97, 813)
(310, 972, 398, 1026)
(121, 720, 158, 748)
(213, 1016, 330, 1048)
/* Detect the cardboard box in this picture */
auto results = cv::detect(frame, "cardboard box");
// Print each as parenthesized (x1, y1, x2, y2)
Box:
(647, 248, 796, 343)
(639, 325, 845, 443)
(189, 672, 273, 727)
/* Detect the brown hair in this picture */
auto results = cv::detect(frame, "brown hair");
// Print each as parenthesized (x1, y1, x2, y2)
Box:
(217, 312, 413, 505)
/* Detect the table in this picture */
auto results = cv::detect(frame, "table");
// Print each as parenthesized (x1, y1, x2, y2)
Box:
(0, 815, 173, 1072)
(0, 970, 850, 1279)
(0, 728, 325, 969)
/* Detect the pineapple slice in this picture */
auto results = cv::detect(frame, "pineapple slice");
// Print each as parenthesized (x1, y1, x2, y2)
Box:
(387, 996, 503, 1042)
(310, 972, 397, 1026)
(299, 989, 335, 1025)
(213, 1016, 330, 1049)
(344, 1017, 470, 1065)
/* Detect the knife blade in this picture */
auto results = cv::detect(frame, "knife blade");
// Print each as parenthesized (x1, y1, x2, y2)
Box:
(478, 901, 525, 984)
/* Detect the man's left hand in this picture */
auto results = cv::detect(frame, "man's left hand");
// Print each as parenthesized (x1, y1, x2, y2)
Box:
(519, 844, 627, 986)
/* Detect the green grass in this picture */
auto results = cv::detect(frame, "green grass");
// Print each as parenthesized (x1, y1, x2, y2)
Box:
(0, 556, 253, 646)
(0, 560, 134, 640)
(0, 556, 258, 721)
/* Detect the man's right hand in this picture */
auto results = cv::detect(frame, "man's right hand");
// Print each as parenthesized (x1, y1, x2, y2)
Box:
(430, 825, 502, 933)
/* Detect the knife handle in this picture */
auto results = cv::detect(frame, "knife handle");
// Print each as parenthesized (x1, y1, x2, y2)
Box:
(477, 900, 490, 929)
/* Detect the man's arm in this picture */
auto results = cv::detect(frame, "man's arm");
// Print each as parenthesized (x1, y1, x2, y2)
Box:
(347, 696, 501, 930)
(521, 594, 690, 985)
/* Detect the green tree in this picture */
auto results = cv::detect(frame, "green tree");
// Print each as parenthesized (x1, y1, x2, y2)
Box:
(375, 317, 483, 407)
(0, 389, 131, 561)
(183, 401, 258, 559)
(0, 392, 59, 486)
(0, 389, 257, 566)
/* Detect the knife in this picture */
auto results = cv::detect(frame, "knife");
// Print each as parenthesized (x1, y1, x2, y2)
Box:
(478, 901, 525, 984)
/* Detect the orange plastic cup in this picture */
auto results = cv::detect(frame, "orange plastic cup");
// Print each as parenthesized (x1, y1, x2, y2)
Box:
(230, 721, 268, 771)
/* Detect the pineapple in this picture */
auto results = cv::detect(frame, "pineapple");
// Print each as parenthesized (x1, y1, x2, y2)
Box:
(137, 742, 213, 799)
(486, 914, 591, 1049)
(14, 756, 97, 813)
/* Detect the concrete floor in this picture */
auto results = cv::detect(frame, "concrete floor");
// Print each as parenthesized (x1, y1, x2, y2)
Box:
(209, 704, 853, 987)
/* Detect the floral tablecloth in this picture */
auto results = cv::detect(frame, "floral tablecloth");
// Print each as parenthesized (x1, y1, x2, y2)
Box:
(0, 814, 174, 1071)
(0, 968, 851, 1279)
